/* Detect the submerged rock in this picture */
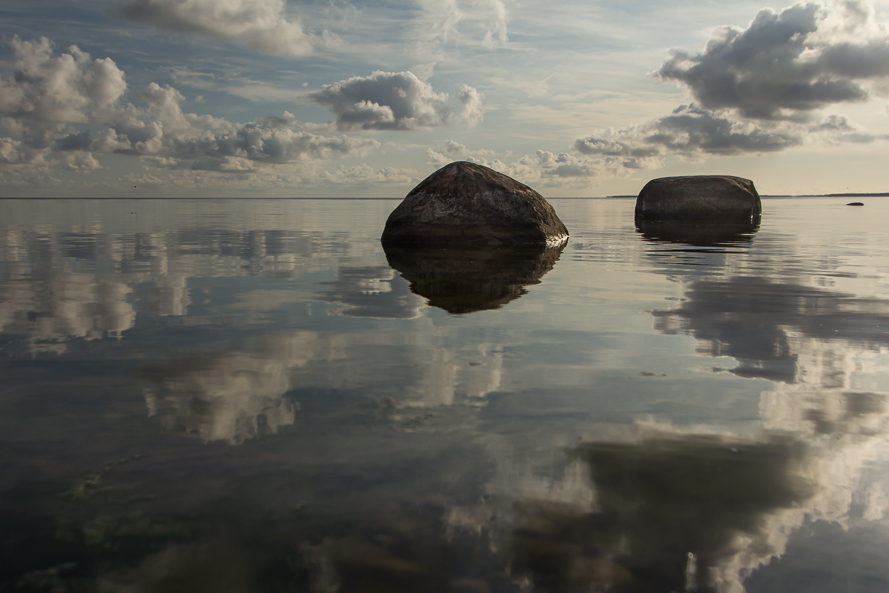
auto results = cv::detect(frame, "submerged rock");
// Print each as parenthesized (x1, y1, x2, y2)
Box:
(635, 175, 762, 224)
(381, 161, 568, 248)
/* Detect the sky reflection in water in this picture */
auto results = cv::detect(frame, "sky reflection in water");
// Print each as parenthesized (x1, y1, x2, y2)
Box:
(1, 198, 889, 592)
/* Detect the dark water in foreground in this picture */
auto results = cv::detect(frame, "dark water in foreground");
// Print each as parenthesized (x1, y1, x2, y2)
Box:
(1, 197, 888, 593)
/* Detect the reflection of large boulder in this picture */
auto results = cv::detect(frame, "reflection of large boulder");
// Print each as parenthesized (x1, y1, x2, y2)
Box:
(381, 162, 569, 248)
(383, 243, 565, 314)
(635, 175, 762, 224)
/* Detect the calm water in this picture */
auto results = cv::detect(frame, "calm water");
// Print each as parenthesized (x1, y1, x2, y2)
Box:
(2, 197, 889, 593)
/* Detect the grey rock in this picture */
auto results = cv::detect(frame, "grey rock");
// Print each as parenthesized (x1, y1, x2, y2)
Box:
(381, 161, 568, 247)
(635, 175, 762, 224)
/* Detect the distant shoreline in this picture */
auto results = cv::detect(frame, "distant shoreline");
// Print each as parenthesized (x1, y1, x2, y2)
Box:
(2, 193, 888, 200)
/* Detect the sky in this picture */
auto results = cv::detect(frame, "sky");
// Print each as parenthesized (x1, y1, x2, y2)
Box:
(2, 0, 889, 198)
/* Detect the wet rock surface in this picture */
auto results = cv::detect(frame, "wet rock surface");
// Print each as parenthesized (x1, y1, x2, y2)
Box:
(381, 162, 568, 248)
(635, 175, 762, 224)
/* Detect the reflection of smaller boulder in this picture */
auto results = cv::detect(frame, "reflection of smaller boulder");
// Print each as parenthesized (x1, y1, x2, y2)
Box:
(635, 219, 759, 246)
(635, 175, 762, 224)
(383, 243, 565, 314)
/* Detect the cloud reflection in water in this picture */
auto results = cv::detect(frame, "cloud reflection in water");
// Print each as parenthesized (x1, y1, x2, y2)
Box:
(139, 333, 322, 443)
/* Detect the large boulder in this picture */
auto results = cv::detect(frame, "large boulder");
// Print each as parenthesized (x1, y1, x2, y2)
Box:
(381, 161, 568, 248)
(635, 175, 762, 224)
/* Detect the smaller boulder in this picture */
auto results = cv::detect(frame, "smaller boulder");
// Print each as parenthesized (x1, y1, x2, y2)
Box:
(381, 162, 568, 248)
(635, 175, 761, 224)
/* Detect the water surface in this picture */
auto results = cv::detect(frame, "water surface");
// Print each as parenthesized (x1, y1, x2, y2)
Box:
(2, 197, 889, 592)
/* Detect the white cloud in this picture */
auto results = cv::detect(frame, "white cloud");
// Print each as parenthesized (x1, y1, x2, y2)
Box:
(0, 37, 126, 124)
(443, 139, 495, 157)
(309, 71, 483, 131)
(118, 0, 318, 56)
(426, 147, 451, 168)
(536, 150, 604, 178)
(106, 94, 379, 170)
(416, 0, 510, 49)
(0, 38, 381, 175)
(458, 84, 484, 126)
(0, 136, 45, 165)
(317, 164, 417, 186)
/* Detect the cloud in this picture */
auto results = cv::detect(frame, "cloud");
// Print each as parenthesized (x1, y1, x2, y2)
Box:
(117, 0, 317, 56)
(655, 1, 889, 120)
(0, 37, 126, 124)
(0, 38, 380, 174)
(0, 136, 46, 165)
(415, 0, 510, 49)
(442, 139, 495, 157)
(535, 150, 603, 178)
(558, 1, 889, 176)
(316, 164, 417, 186)
(457, 84, 484, 126)
(309, 71, 483, 131)
(573, 104, 814, 171)
(105, 93, 379, 169)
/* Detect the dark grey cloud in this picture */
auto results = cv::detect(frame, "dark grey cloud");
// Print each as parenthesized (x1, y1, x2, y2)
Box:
(56, 130, 93, 151)
(655, 2, 889, 120)
(574, 104, 801, 170)
(568, 2, 889, 170)
(645, 104, 802, 154)
(309, 71, 482, 131)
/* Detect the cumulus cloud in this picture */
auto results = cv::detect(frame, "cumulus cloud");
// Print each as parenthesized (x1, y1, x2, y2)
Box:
(556, 0, 889, 176)
(117, 0, 317, 56)
(309, 71, 483, 131)
(457, 84, 484, 126)
(655, 1, 889, 120)
(105, 93, 379, 170)
(0, 37, 126, 124)
(0, 38, 380, 175)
